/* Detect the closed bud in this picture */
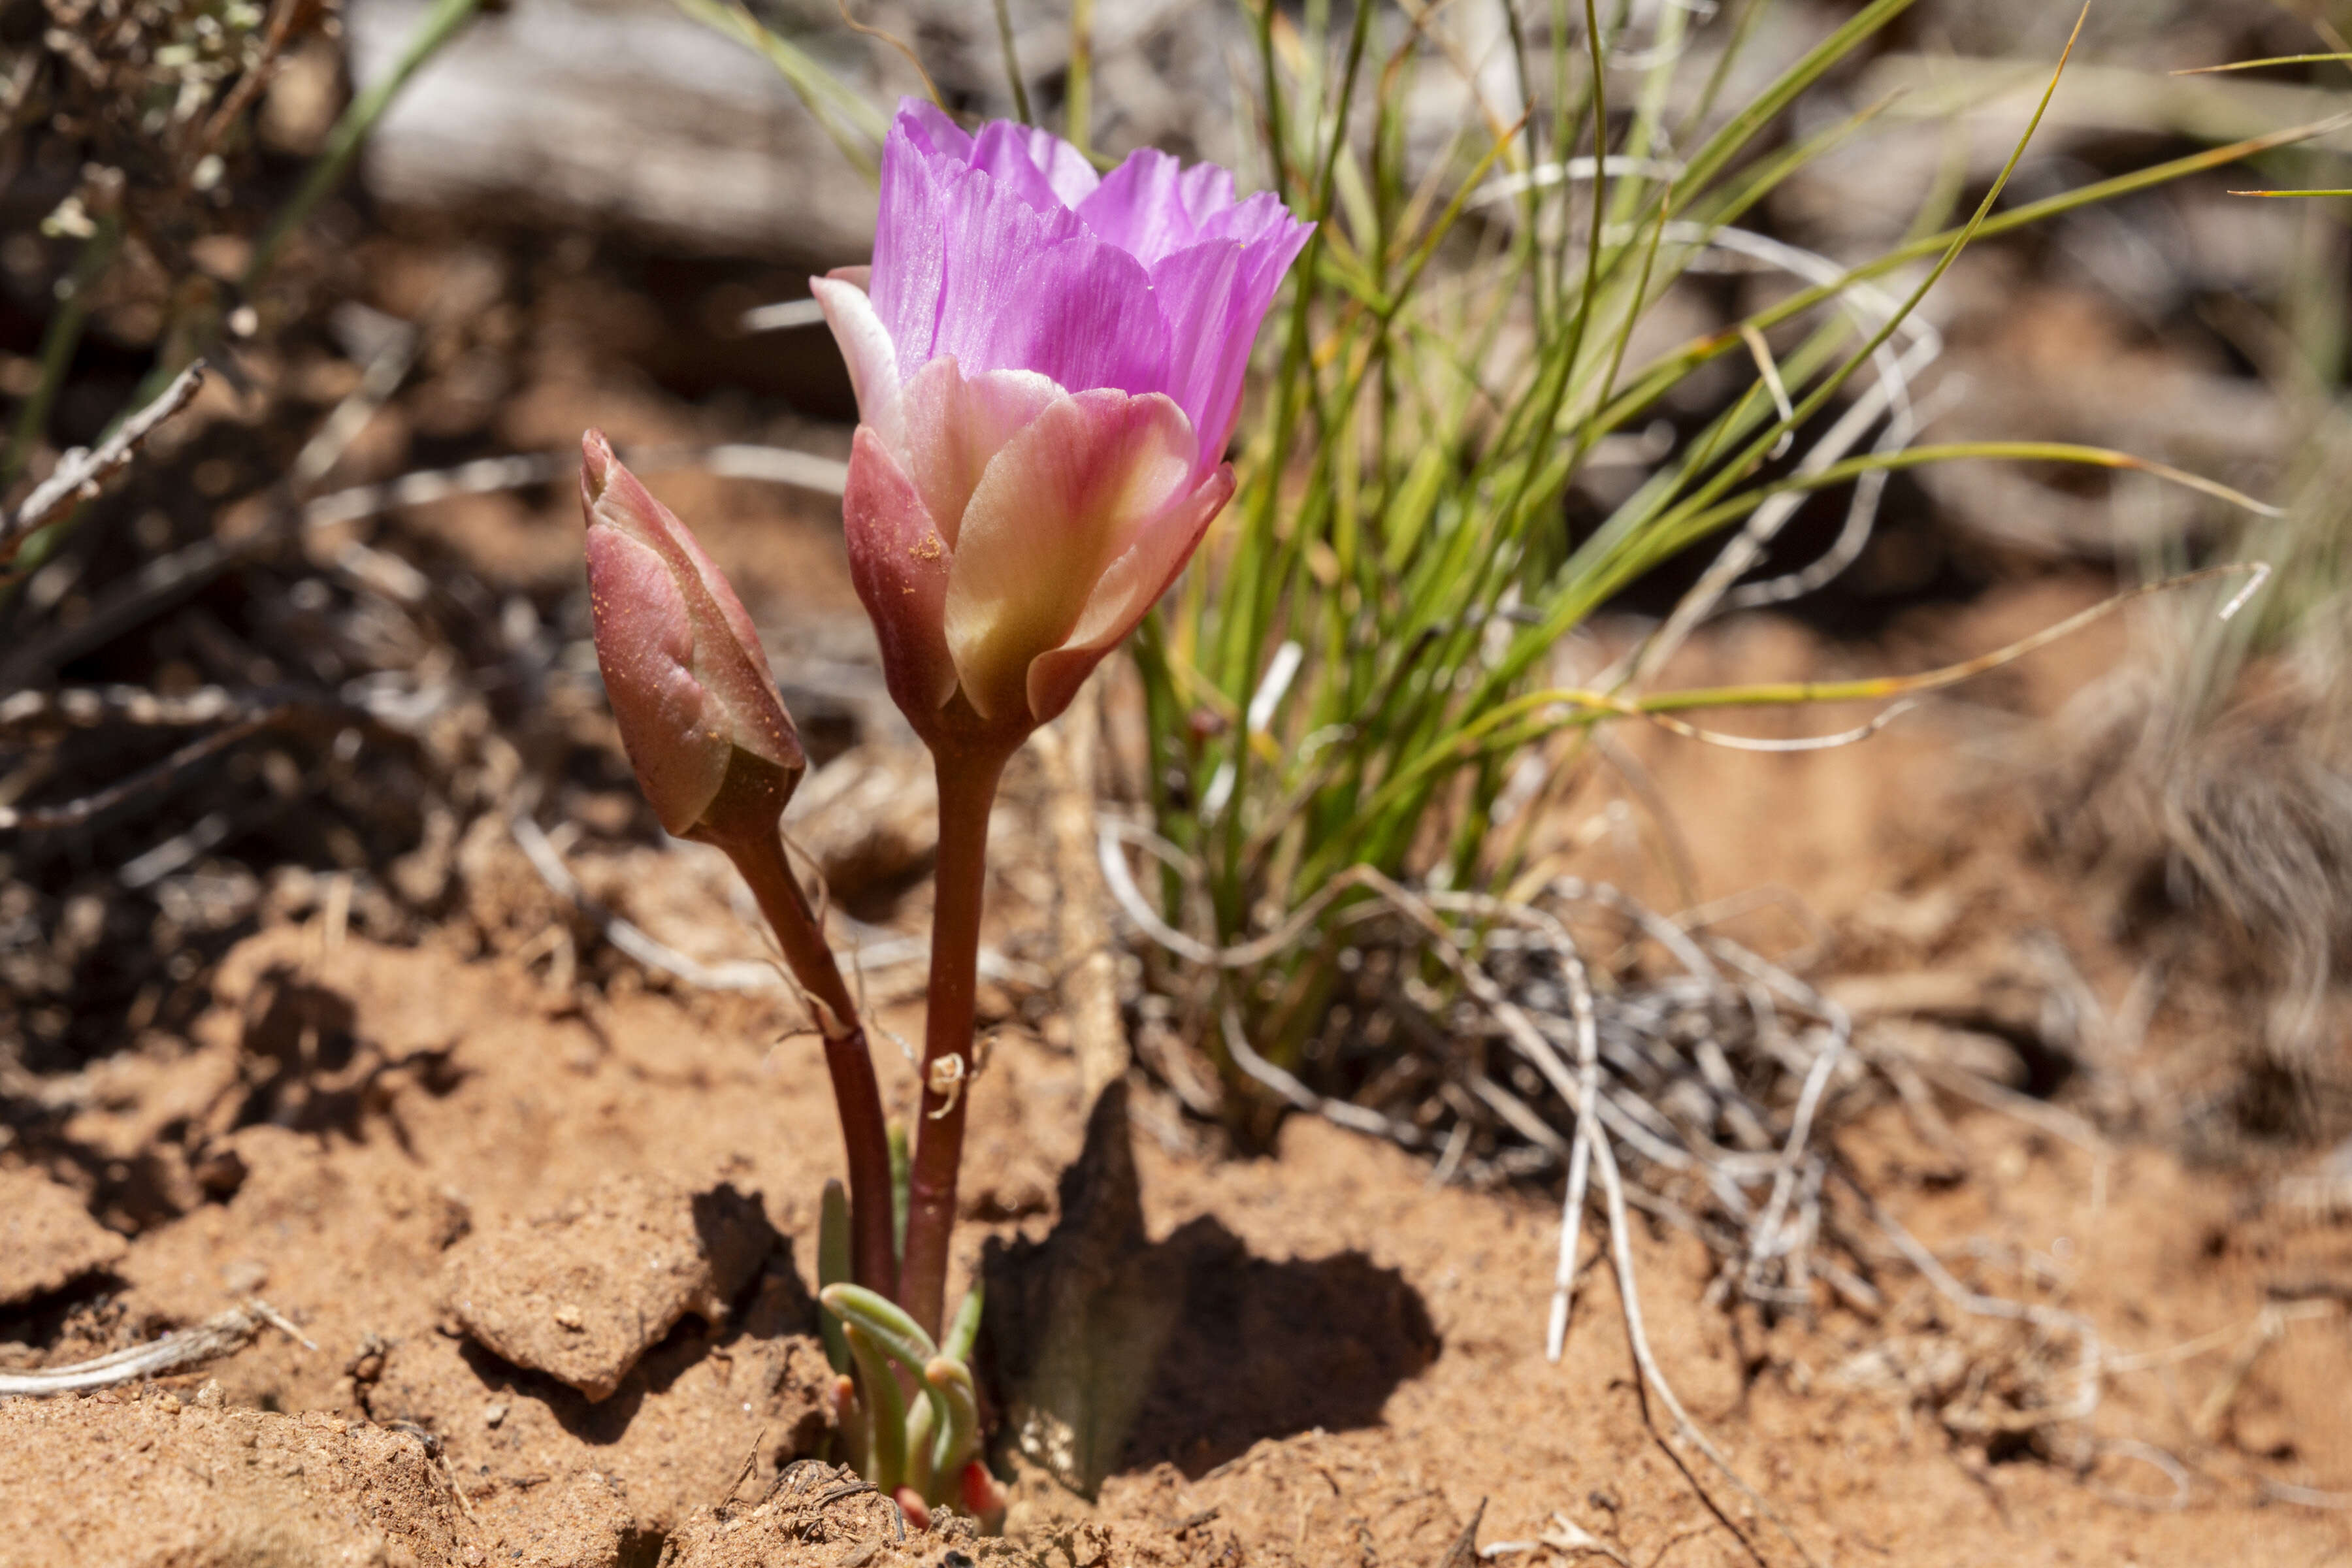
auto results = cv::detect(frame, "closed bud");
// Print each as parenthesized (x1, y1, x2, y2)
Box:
(580, 430, 804, 846)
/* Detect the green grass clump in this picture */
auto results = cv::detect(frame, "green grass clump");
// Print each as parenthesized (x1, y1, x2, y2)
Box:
(713, 0, 2313, 1094)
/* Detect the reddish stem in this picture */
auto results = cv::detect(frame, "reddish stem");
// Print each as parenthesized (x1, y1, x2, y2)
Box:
(721, 825, 898, 1301)
(897, 740, 1011, 1339)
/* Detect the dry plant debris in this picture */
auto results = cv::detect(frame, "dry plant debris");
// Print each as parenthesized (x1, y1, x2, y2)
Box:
(0, 1300, 303, 1397)
(1107, 853, 2137, 1475)
(0, 360, 209, 567)
(660, 1460, 946, 1567)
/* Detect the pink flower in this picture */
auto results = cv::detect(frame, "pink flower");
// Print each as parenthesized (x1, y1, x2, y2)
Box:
(815, 101, 1311, 740)
(580, 431, 806, 843)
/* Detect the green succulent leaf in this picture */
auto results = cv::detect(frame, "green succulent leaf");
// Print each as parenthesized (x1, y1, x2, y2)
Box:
(943, 1281, 985, 1367)
(841, 1322, 907, 1495)
(822, 1282, 957, 1490)
(926, 1355, 981, 1481)
(816, 1180, 853, 1376)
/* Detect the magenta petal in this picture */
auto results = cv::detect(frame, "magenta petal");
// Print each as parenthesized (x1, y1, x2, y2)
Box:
(1078, 148, 1220, 267)
(1149, 220, 1312, 467)
(867, 101, 1309, 410)
(874, 103, 1108, 374)
(911, 143, 1171, 397)
(870, 115, 955, 373)
(894, 96, 972, 160)
(1200, 189, 1312, 252)
(1148, 240, 1251, 471)
(955, 231, 1170, 404)
(969, 120, 1100, 211)
(966, 121, 1072, 215)
(843, 427, 958, 723)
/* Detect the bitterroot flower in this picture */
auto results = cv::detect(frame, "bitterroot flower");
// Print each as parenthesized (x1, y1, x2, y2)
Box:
(814, 100, 1312, 742)
(579, 429, 806, 845)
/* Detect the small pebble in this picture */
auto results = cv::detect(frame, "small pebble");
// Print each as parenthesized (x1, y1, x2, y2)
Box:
(553, 1304, 584, 1331)
(484, 1401, 508, 1428)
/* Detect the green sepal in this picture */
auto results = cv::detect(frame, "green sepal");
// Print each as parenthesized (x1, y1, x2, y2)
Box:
(816, 1179, 853, 1376)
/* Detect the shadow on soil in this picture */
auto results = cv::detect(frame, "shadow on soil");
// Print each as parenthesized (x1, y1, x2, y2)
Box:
(983, 1084, 1440, 1492)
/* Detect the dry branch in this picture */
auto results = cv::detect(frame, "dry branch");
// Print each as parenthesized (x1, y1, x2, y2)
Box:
(2, 360, 208, 568)
(0, 1299, 307, 1397)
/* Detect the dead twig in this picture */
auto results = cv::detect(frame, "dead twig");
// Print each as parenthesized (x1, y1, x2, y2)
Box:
(0, 693, 396, 833)
(3, 359, 208, 567)
(2090, 1439, 2195, 1512)
(508, 797, 1042, 996)
(1595, 1133, 1824, 1568)
(0, 1298, 304, 1396)
(1546, 922, 1601, 1361)
(719, 1425, 768, 1505)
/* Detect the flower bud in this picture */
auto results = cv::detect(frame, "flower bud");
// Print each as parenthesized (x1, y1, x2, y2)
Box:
(580, 430, 805, 845)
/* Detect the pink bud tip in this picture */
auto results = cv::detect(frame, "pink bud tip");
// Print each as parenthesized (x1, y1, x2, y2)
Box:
(893, 1486, 932, 1532)
(580, 430, 805, 844)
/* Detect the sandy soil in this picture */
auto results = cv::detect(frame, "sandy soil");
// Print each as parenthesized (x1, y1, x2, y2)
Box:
(3, 770, 2348, 1568)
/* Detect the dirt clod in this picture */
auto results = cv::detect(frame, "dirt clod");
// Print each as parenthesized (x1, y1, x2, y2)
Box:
(0, 1168, 128, 1306)
(441, 1174, 775, 1400)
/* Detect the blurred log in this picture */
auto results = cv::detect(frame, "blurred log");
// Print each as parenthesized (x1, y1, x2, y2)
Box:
(348, 0, 881, 263)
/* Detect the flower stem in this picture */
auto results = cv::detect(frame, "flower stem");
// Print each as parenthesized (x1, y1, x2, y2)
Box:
(898, 741, 1011, 1339)
(721, 825, 898, 1301)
